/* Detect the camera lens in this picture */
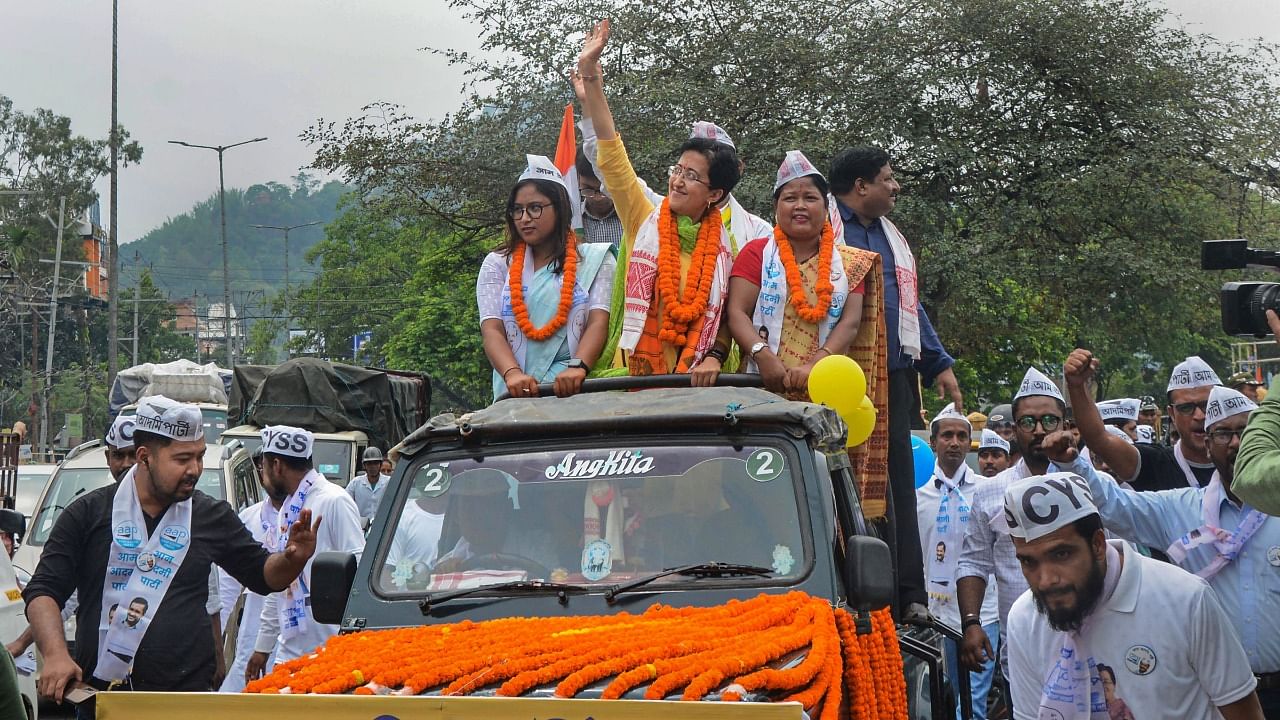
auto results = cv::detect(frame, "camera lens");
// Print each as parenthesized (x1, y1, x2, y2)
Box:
(1248, 283, 1280, 334)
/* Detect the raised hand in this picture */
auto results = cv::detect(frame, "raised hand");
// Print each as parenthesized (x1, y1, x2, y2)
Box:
(1063, 348, 1098, 388)
(284, 508, 322, 564)
(578, 19, 610, 70)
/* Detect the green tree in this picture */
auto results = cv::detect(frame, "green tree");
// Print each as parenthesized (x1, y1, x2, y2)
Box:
(301, 0, 1280, 411)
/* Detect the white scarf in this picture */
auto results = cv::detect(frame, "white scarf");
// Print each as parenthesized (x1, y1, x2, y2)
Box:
(96, 465, 194, 683)
(619, 204, 734, 365)
(724, 195, 771, 250)
(928, 463, 971, 588)
(825, 204, 917, 358)
(747, 228, 851, 372)
(1172, 441, 1210, 489)
(1165, 472, 1268, 579)
(583, 481, 626, 565)
(1037, 542, 1123, 720)
(273, 470, 318, 640)
(880, 217, 921, 360)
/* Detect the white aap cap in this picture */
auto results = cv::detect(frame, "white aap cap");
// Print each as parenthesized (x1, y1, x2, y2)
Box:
(1097, 398, 1139, 423)
(517, 154, 568, 191)
(1003, 472, 1099, 542)
(1103, 425, 1134, 445)
(1013, 367, 1064, 404)
(133, 396, 203, 443)
(1167, 356, 1221, 392)
(1135, 425, 1156, 444)
(773, 150, 826, 192)
(1204, 385, 1257, 430)
(260, 425, 315, 460)
(978, 428, 1010, 453)
(930, 402, 971, 433)
(105, 415, 137, 450)
(689, 121, 736, 149)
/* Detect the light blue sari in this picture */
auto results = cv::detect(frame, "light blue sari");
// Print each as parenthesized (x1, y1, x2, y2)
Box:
(492, 243, 613, 399)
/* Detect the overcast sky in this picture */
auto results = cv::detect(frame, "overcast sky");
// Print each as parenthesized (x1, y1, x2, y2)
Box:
(2, 1, 1277, 245)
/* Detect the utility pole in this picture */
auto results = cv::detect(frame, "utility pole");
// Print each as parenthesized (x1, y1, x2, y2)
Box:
(250, 221, 320, 325)
(168, 136, 267, 370)
(107, 0, 121, 389)
(41, 197, 66, 460)
(132, 283, 140, 365)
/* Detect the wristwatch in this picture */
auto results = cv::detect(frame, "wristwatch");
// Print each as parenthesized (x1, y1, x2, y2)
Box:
(750, 341, 768, 358)
(566, 358, 588, 371)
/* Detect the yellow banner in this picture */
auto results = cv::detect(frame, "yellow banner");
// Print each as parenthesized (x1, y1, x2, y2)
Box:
(98, 693, 804, 720)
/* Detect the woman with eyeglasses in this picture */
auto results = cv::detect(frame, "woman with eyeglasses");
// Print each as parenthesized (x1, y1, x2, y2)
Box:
(574, 19, 749, 382)
(476, 155, 616, 400)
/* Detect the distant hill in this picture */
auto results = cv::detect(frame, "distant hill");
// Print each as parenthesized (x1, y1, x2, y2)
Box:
(121, 176, 349, 303)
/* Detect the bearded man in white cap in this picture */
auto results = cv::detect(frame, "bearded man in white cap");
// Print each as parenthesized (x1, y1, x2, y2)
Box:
(246, 425, 364, 682)
(103, 414, 138, 481)
(916, 404, 1002, 719)
(1050, 385, 1280, 714)
(23, 397, 323, 705)
(977, 429, 1011, 477)
(1004, 472, 1264, 720)
(956, 368, 1074, 689)
(1065, 350, 1218, 490)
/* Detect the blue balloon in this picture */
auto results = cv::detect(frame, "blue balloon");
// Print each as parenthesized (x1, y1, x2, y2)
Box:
(911, 435, 935, 489)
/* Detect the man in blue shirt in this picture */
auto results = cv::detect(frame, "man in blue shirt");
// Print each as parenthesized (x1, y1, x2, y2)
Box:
(1061, 353, 1280, 714)
(830, 146, 964, 616)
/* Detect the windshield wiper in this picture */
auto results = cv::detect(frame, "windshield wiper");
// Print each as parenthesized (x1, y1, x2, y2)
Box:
(418, 580, 592, 614)
(604, 562, 772, 604)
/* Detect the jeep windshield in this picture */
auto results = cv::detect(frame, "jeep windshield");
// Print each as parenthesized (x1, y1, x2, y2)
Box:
(377, 442, 808, 596)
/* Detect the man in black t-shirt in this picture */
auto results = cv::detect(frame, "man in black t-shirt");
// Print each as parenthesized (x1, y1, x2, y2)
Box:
(1064, 351, 1218, 491)
(22, 396, 322, 706)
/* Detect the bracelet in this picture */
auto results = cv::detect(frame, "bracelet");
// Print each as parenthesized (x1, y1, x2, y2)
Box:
(579, 73, 602, 81)
(962, 617, 983, 630)
(815, 347, 833, 358)
(502, 366, 521, 379)
(707, 346, 729, 363)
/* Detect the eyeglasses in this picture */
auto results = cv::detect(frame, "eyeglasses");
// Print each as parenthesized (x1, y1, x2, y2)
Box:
(578, 186, 606, 198)
(668, 164, 710, 187)
(1172, 401, 1208, 416)
(1015, 414, 1062, 432)
(1209, 429, 1244, 445)
(509, 203, 549, 220)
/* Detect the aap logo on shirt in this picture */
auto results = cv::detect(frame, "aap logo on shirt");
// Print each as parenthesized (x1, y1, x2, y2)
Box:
(159, 525, 189, 551)
(115, 522, 142, 549)
(1124, 645, 1157, 676)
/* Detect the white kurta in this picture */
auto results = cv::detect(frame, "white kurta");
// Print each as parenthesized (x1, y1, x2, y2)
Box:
(218, 500, 277, 692)
(254, 475, 365, 664)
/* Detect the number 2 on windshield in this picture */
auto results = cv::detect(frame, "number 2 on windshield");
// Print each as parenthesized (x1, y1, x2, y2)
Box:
(746, 448, 784, 483)
(419, 465, 451, 497)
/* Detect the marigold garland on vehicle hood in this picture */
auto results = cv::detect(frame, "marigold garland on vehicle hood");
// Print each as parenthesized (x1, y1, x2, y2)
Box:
(243, 591, 907, 719)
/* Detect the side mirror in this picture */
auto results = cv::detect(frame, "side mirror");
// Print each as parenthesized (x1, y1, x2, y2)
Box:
(0, 509, 25, 545)
(843, 535, 894, 611)
(311, 551, 357, 625)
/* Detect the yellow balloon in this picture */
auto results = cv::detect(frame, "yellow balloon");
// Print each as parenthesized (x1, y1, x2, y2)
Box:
(808, 354, 867, 408)
(845, 397, 877, 448)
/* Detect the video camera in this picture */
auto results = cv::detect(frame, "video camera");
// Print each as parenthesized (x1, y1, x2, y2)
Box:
(1202, 239, 1280, 337)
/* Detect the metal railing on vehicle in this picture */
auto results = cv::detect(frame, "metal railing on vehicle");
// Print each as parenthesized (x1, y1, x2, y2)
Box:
(493, 373, 766, 402)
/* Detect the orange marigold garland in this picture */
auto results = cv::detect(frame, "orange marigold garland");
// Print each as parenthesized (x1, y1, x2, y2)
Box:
(509, 232, 579, 341)
(244, 590, 910, 719)
(656, 199, 722, 346)
(774, 221, 835, 324)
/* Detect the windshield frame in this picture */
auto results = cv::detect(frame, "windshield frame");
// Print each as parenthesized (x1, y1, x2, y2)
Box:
(371, 433, 817, 602)
(28, 467, 117, 546)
